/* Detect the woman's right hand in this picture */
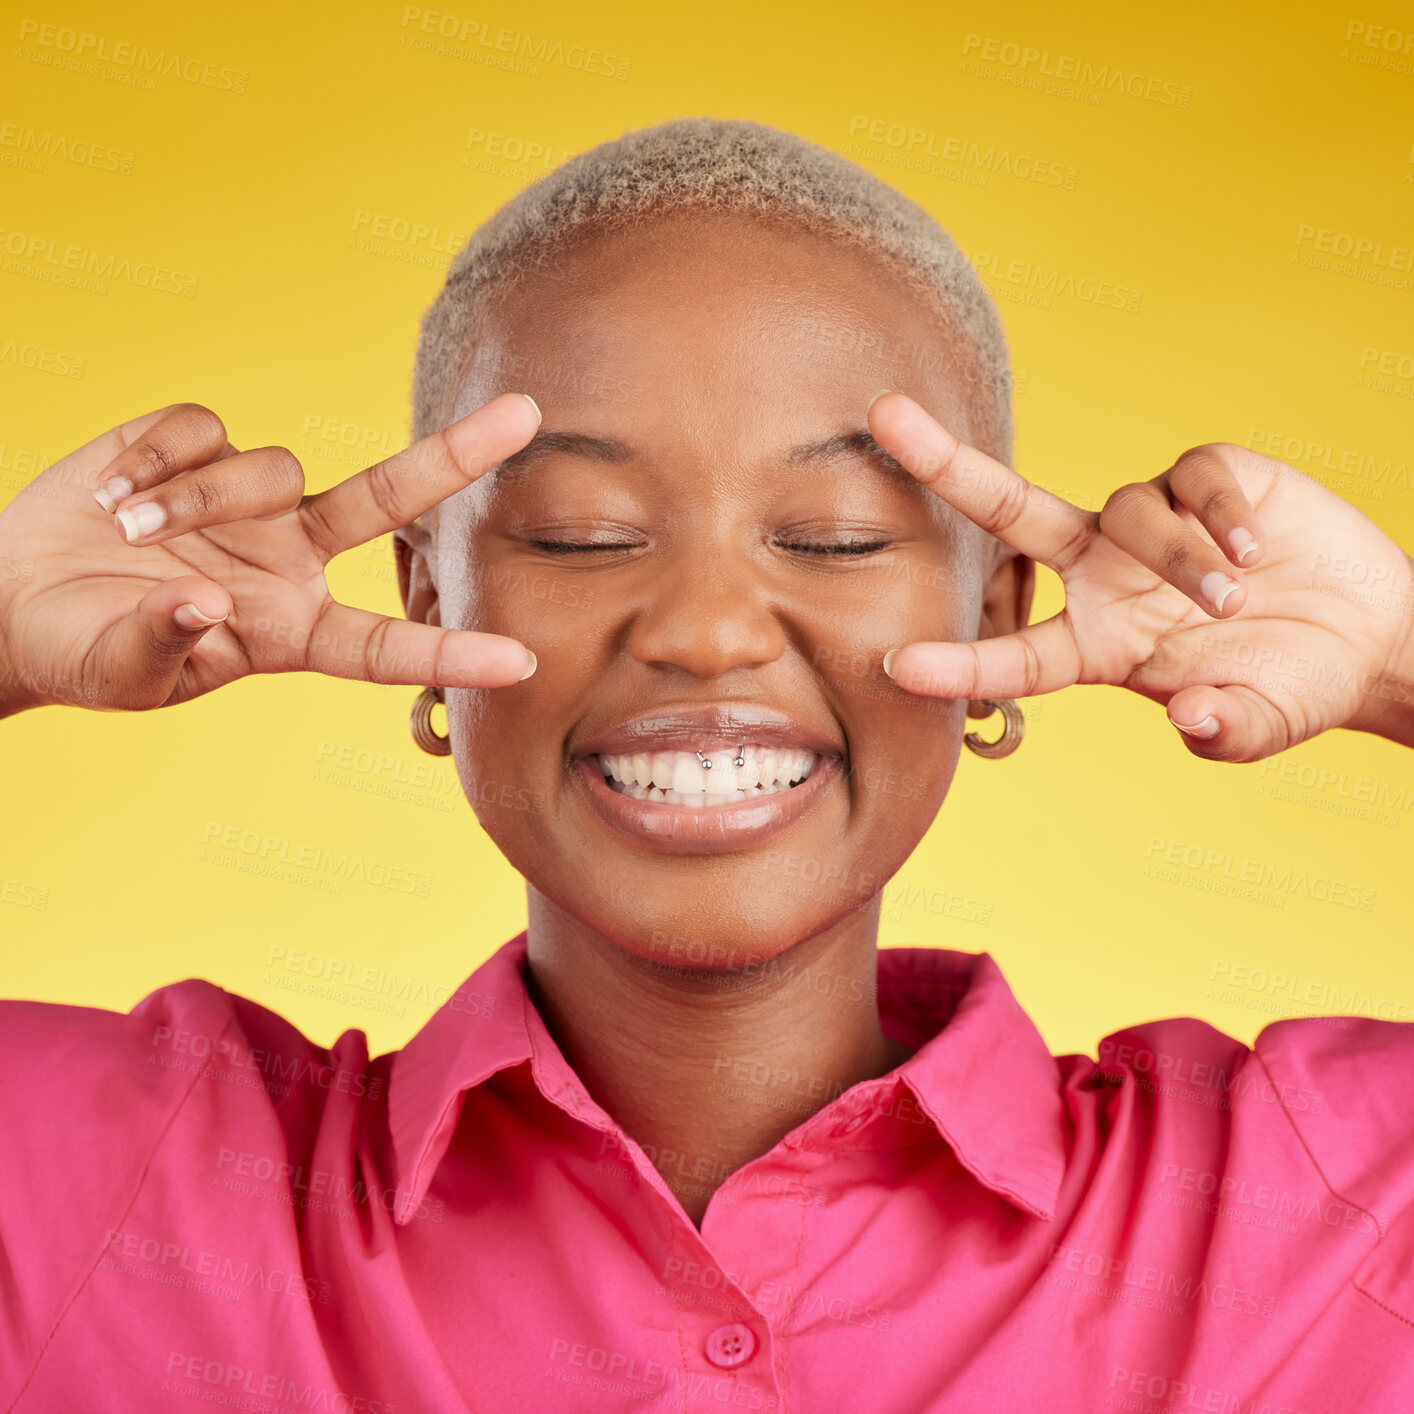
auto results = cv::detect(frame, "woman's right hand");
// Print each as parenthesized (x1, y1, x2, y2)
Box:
(0, 393, 541, 717)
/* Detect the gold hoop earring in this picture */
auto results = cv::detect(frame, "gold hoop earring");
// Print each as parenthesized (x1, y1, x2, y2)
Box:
(410, 685, 452, 756)
(963, 699, 1025, 759)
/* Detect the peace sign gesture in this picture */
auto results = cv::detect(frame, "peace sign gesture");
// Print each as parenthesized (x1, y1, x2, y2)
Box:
(0, 393, 541, 717)
(867, 392, 1414, 762)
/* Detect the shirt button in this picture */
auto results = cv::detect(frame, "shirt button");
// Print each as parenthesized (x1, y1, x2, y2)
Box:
(704, 1323, 757, 1369)
(830, 1111, 869, 1139)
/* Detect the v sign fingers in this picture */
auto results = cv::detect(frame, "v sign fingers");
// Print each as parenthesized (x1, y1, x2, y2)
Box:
(298, 392, 542, 563)
(0, 392, 544, 717)
(867, 391, 1099, 574)
(868, 390, 1098, 700)
(865, 391, 1414, 767)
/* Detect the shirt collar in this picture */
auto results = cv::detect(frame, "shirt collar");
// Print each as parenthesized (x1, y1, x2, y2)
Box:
(387, 934, 538, 1224)
(389, 933, 1068, 1225)
(874, 946, 1068, 1220)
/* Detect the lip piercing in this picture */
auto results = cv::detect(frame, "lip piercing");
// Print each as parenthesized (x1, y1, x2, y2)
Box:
(696, 746, 746, 769)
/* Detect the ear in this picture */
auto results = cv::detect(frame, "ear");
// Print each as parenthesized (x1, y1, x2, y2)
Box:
(980, 547, 1036, 639)
(968, 546, 1036, 719)
(392, 519, 441, 629)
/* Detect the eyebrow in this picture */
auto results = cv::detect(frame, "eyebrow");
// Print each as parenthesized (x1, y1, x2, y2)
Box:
(786, 429, 910, 479)
(487, 427, 909, 486)
(490, 432, 634, 487)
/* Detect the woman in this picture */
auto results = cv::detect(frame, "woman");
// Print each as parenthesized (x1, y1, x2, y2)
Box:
(1, 117, 1411, 1411)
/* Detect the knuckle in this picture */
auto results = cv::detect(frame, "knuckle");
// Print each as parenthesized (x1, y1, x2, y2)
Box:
(1159, 538, 1191, 577)
(1168, 443, 1252, 515)
(962, 641, 983, 701)
(1017, 635, 1042, 698)
(1197, 485, 1241, 520)
(1172, 442, 1233, 477)
(170, 402, 227, 446)
(935, 429, 964, 476)
(141, 617, 192, 670)
(1099, 481, 1147, 517)
(251, 445, 306, 501)
(175, 476, 220, 521)
(126, 403, 227, 485)
(267, 445, 305, 490)
(363, 615, 395, 679)
(990, 476, 1029, 537)
(365, 459, 407, 526)
(133, 436, 178, 482)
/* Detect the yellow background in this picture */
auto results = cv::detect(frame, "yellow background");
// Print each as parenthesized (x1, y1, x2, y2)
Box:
(2, 0, 1411, 1060)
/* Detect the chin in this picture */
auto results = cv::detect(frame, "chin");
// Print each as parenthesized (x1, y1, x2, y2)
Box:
(587, 898, 871, 977)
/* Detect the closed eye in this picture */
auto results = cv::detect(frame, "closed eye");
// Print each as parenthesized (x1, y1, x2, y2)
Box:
(528, 540, 643, 554)
(527, 538, 895, 556)
(777, 539, 893, 556)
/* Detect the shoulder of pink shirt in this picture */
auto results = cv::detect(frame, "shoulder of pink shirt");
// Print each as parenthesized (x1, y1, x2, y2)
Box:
(0, 979, 369, 1373)
(1078, 1009, 1414, 1294)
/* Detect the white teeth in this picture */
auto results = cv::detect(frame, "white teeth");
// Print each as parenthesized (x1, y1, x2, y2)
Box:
(651, 751, 677, 790)
(597, 744, 819, 804)
(671, 756, 707, 794)
(758, 747, 777, 786)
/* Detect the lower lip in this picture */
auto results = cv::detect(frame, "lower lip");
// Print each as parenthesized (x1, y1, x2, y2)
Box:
(572, 754, 843, 855)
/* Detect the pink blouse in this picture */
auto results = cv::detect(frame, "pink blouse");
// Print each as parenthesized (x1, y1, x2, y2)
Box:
(2, 932, 1411, 1411)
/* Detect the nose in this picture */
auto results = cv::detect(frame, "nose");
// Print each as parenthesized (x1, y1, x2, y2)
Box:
(626, 546, 788, 678)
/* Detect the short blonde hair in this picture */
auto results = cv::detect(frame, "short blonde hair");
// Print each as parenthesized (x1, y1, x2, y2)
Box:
(412, 115, 1013, 462)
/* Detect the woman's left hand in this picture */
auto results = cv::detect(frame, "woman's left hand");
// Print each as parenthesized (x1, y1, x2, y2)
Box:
(868, 392, 1414, 762)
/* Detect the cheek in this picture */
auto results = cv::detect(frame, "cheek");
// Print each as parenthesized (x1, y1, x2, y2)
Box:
(845, 717, 963, 818)
(532, 572, 599, 620)
(444, 542, 606, 668)
(452, 563, 597, 629)
(805, 567, 976, 715)
(810, 567, 974, 826)
(442, 682, 557, 843)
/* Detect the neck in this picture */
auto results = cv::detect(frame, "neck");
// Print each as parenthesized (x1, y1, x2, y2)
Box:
(524, 889, 912, 1226)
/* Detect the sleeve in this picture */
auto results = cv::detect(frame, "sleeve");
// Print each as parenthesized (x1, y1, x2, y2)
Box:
(0, 980, 241, 1382)
(1256, 1015, 1414, 1325)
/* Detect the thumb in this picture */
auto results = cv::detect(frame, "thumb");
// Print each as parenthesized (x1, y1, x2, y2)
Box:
(88, 575, 234, 709)
(1165, 684, 1293, 763)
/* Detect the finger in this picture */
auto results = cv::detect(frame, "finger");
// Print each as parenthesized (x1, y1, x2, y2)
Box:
(1165, 683, 1295, 763)
(882, 613, 1079, 698)
(92, 403, 231, 511)
(299, 392, 541, 562)
(1166, 444, 1264, 569)
(1099, 480, 1248, 619)
(300, 600, 536, 689)
(42, 405, 198, 507)
(867, 391, 1097, 573)
(107, 445, 305, 546)
(85, 575, 233, 710)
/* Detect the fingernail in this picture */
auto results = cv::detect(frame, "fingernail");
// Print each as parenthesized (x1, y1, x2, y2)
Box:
(882, 647, 899, 679)
(1199, 570, 1240, 613)
(519, 648, 538, 681)
(93, 475, 133, 513)
(173, 603, 228, 630)
(116, 501, 166, 543)
(1172, 714, 1219, 739)
(521, 393, 542, 428)
(1228, 527, 1259, 564)
(868, 390, 894, 413)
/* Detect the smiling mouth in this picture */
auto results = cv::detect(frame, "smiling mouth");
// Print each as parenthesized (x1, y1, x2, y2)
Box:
(595, 744, 819, 808)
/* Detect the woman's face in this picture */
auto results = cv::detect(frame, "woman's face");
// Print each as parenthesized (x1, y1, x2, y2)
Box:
(399, 208, 1033, 967)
